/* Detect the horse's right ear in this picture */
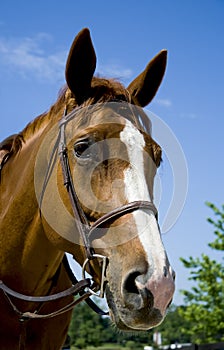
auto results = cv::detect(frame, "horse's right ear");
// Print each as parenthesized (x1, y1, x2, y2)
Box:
(127, 50, 167, 107)
(65, 28, 96, 104)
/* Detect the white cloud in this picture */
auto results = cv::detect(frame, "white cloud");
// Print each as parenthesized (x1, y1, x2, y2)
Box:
(155, 98, 172, 107)
(97, 63, 133, 81)
(0, 33, 66, 83)
(0, 33, 133, 84)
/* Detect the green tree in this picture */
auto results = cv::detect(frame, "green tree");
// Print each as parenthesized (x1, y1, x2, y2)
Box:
(179, 202, 224, 344)
(68, 299, 152, 348)
(68, 301, 105, 348)
(155, 304, 191, 345)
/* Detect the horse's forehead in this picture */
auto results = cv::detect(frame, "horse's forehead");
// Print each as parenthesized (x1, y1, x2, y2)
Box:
(81, 106, 143, 138)
(90, 118, 144, 146)
(88, 106, 127, 126)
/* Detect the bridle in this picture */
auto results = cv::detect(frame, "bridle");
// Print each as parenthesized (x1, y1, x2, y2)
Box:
(0, 103, 158, 344)
(58, 104, 158, 292)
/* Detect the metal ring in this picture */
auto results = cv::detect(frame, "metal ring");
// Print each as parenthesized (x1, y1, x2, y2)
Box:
(82, 254, 108, 298)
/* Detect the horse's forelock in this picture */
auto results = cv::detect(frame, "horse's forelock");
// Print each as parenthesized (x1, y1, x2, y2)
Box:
(12, 77, 131, 149)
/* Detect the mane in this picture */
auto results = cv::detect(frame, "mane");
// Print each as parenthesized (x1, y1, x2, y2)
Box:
(0, 77, 131, 158)
(0, 75, 161, 181)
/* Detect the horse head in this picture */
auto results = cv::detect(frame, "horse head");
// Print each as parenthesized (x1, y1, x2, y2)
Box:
(40, 28, 175, 331)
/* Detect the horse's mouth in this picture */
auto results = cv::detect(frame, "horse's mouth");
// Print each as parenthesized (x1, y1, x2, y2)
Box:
(105, 285, 164, 331)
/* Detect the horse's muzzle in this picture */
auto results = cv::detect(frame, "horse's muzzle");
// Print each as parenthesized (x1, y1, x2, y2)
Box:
(121, 264, 175, 328)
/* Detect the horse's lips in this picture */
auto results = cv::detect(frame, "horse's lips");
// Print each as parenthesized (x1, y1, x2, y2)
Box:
(105, 284, 164, 331)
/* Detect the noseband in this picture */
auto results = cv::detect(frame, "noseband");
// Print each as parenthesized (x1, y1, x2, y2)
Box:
(0, 103, 158, 324)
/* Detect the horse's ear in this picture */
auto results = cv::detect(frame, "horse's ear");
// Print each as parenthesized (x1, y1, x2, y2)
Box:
(65, 28, 96, 104)
(127, 50, 167, 107)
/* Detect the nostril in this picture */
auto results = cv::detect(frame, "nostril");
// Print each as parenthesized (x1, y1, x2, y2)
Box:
(163, 266, 168, 277)
(164, 266, 176, 281)
(123, 271, 141, 294)
(123, 272, 153, 310)
(172, 270, 176, 281)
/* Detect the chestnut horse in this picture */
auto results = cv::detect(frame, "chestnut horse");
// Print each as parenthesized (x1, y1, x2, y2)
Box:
(0, 28, 175, 350)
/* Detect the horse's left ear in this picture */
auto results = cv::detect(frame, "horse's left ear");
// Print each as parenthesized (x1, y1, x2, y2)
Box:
(65, 28, 96, 104)
(127, 50, 167, 107)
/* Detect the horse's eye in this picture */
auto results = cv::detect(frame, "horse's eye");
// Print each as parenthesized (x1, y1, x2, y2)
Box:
(74, 140, 92, 158)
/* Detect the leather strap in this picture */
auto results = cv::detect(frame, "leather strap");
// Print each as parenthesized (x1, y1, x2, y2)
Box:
(62, 255, 108, 316)
(2, 287, 91, 320)
(59, 147, 93, 258)
(0, 104, 158, 323)
(89, 200, 158, 239)
(0, 255, 108, 320)
(0, 279, 90, 303)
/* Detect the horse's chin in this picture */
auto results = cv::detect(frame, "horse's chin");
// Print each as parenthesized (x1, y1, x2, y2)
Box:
(105, 285, 164, 331)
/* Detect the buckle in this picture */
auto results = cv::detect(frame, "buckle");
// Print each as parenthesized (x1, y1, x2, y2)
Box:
(82, 254, 108, 298)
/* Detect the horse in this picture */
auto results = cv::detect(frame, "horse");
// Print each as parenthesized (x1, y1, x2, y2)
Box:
(0, 28, 175, 350)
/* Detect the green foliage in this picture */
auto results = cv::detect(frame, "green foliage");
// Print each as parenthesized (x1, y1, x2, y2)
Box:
(125, 341, 136, 350)
(155, 304, 191, 344)
(206, 202, 224, 251)
(69, 302, 105, 348)
(68, 301, 152, 349)
(179, 202, 224, 344)
(68, 301, 193, 348)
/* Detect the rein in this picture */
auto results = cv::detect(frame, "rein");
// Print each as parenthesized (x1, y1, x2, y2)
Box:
(0, 254, 106, 320)
(0, 103, 158, 338)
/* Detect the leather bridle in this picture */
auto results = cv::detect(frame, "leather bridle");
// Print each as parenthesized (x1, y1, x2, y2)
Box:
(58, 105, 158, 296)
(0, 103, 158, 323)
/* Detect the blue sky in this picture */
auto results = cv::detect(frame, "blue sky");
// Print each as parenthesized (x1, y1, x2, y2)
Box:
(0, 1, 223, 305)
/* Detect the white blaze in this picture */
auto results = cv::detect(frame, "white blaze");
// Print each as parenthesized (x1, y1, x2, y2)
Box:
(120, 120, 166, 274)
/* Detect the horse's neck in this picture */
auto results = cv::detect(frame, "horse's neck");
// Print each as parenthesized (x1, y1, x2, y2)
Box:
(0, 129, 64, 294)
